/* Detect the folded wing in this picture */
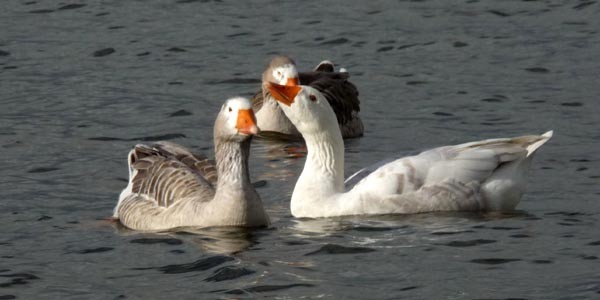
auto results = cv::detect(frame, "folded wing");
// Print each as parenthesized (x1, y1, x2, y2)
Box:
(350, 132, 552, 211)
(115, 143, 216, 220)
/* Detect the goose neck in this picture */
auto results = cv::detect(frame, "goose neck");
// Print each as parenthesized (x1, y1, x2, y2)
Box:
(214, 138, 252, 190)
(301, 130, 345, 193)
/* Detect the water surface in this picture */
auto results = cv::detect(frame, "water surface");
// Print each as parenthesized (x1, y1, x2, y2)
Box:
(2, 0, 600, 299)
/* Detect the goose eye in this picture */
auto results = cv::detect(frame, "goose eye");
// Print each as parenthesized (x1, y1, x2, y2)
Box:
(277, 71, 282, 77)
(228, 107, 232, 112)
(309, 94, 317, 102)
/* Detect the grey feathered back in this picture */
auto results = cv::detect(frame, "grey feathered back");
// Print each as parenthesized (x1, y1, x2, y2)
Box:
(128, 143, 217, 208)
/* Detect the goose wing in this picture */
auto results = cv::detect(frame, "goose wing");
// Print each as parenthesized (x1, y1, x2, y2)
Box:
(250, 90, 265, 112)
(122, 143, 216, 210)
(349, 133, 551, 195)
(149, 141, 218, 185)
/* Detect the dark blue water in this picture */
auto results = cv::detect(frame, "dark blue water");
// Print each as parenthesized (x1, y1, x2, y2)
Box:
(2, 0, 599, 299)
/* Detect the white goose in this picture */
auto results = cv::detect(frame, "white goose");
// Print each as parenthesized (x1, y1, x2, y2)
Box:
(114, 97, 270, 231)
(252, 56, 363, 139)
(268, 82, 553, 218)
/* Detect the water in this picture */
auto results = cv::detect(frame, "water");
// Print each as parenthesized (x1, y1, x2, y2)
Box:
(2, 0, 599, 299)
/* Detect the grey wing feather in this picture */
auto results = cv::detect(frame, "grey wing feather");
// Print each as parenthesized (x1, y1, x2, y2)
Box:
(128, 143, 215, 208)
(150, 141, 218, 185)
(250, 89, 264, 111)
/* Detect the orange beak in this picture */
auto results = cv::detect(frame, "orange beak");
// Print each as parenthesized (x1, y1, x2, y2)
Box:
(235, 109, 259, 135)
(268, 82, 301, 106)
(286, 77, 299, 86)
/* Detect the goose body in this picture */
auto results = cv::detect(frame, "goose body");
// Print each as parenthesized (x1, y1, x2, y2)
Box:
(268, 83, 552, 218)
(252, 56, 363, 139)
(114, 97, 269, 230)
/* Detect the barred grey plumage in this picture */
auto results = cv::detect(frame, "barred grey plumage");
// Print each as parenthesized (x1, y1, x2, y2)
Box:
(114, 98, 269, 231)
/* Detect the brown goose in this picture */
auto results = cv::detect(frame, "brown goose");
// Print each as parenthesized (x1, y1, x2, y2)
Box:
(113, 97, 269, 231)
(252, 56, 363, 139)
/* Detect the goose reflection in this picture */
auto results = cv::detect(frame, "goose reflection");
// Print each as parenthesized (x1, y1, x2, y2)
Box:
(289, 217, 352, 236)
(288, 212, 517, 237)
(177, 227, 262, 255)
(250, 137, 306, 183)
(111, 221, 262, 255)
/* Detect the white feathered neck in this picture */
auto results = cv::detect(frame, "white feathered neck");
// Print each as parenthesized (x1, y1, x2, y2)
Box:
(283, 91, 346, 216)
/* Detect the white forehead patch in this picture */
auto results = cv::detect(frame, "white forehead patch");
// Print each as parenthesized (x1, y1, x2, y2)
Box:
(272, 64, 299, 84)
(225, 97, 252, 110)
(222, 97, 252, 130)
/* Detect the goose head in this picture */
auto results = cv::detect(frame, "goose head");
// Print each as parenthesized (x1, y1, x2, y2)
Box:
(267, 82, 338, 135)
(214, 97, 260, 141)
(262, 56, 300, 88)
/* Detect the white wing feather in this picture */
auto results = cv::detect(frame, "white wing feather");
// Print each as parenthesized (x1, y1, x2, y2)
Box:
(348, 132, 552, 211)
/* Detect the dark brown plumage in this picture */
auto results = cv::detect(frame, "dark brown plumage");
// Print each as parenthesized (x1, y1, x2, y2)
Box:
(252, 57, 363, 138)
